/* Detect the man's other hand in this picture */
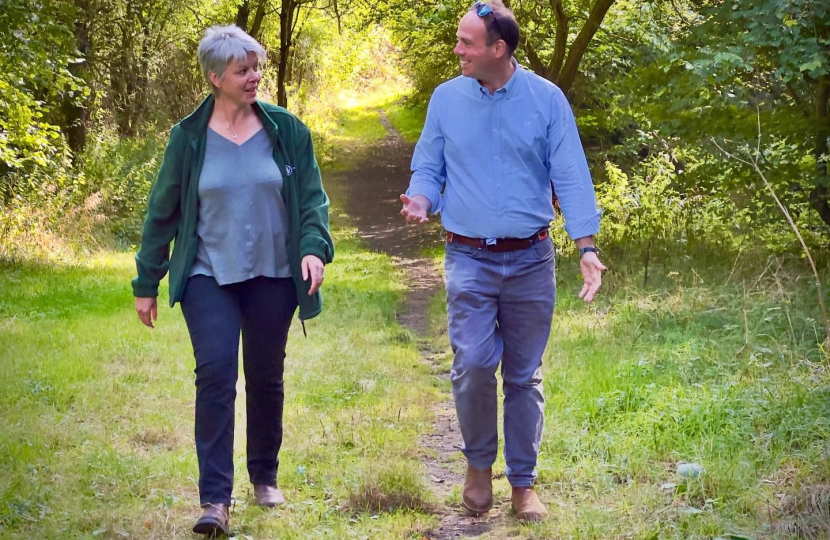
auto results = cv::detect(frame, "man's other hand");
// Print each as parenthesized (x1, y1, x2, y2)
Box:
(578, 252, 607, 303)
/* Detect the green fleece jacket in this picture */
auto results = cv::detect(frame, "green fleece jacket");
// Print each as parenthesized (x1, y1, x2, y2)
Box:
(131, 95, 334, 321)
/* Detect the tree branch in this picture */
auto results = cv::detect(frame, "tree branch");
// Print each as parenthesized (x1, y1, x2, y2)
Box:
(520, 35, 546, 78)
(712, 113, 830, 353)
(249, 0, 268, 39)
(548, 0, 568, 82)
(557, 0, 616, 95)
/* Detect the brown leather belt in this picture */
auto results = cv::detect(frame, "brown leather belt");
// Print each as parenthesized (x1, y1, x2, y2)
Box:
(445, 229, 549, 253)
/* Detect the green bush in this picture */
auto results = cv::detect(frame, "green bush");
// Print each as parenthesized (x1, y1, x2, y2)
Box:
(0, 127, 165, 260)
(80, 129, 165, 245)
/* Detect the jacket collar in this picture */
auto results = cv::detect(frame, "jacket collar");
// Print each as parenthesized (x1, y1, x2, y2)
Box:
(178, 94, 214, 140)
(178, 94, 280, 146)
(253, 101, 281, 143)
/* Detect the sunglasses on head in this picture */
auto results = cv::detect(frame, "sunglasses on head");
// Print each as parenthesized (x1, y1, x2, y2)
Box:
(472, 1, 503, 41)
(473, 1, 493, 16)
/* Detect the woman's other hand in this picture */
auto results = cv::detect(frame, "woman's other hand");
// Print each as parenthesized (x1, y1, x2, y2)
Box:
(135, 297, 158, 328)
(301, 255, 325, 295)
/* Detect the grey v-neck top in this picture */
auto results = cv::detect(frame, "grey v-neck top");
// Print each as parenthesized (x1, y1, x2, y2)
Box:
(189, 128, 291, 284)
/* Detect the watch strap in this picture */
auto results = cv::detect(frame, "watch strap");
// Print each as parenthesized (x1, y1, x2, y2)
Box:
(579, 246, 599, 257)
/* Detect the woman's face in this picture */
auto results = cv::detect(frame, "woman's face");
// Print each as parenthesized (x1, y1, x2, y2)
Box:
(211, 51, 262, 104)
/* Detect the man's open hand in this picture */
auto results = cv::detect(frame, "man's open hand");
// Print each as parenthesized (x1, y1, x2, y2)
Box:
(400, 194, 430, 224)
(578, 252, 607, 303)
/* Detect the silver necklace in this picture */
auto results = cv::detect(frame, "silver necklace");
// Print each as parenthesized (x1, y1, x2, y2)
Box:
(224, 122, 239, 139)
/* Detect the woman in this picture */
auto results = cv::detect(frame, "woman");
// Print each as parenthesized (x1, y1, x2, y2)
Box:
(132, 25, 333, 536)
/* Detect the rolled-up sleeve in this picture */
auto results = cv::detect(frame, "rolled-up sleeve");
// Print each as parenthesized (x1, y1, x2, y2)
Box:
(407, 94, 446, 214)
(548, 89, 601, 240)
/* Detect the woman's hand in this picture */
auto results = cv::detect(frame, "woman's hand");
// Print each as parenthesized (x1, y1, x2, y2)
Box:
(302, 255, 325, 295)
(135, 297, 158, 328)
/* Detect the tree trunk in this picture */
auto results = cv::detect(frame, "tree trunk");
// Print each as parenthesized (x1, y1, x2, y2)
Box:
(519, 0, 616, 97)
(557, 0, 616, 95)
(522, 37, 546, 78)
(809, 74, 830, 226)
(113, 22, 135, 136)
(333, 0, 342, 34)
(249, 0, 267, 39)
(278, 0, 294, 108)
(236, 0, 251, 31)
(61, 0, 92, 161)
(549, 0, 568, 81)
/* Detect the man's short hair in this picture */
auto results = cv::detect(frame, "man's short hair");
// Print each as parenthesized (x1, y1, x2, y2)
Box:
(468, 0, 520, 56)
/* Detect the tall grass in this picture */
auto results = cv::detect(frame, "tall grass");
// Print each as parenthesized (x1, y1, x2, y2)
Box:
(422, 246, 830, 539)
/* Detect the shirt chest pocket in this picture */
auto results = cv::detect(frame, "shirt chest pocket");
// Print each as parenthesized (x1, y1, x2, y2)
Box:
(511, 114, 548, 161)
(517, 115, 547, 147)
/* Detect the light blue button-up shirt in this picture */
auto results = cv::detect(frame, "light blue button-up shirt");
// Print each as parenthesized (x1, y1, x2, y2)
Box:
(407, 62, 601, 240)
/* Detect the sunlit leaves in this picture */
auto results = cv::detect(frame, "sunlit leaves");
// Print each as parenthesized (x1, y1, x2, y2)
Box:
(0, 0, 81, 190)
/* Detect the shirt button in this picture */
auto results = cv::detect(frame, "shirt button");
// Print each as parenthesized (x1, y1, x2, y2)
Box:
(493, 128, 498, 133)
(245, 224, 251, 230)
(496, 184, 501, 188)
(494, 156, 500, 161)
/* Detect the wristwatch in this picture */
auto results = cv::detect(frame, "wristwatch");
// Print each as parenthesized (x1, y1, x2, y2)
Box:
(578, 246, 599, 257)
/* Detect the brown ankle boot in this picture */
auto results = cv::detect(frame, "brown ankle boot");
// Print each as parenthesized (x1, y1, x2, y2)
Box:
(192, 503, 229, 536)
(253, 484, 285, 507)
(461, 465, 493, 514)
(512, 487, 548, 522)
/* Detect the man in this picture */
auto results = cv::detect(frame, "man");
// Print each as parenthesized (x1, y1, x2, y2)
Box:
(400, 0, 606, 522)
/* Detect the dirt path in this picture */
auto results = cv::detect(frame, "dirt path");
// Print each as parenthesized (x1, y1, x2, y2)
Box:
(327, 112, 509, 539)
(331, 114, 442, 334)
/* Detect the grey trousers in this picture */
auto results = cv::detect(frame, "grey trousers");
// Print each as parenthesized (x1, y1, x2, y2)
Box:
(444, 238, 556, 487)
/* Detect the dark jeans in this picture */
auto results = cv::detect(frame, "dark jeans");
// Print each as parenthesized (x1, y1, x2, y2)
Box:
(180, 275, 297, 506)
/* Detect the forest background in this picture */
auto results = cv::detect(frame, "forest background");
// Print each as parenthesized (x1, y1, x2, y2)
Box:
(2, 0, 829, 279)
(2, 0, 830, 538)
(2, 0, 829, 270)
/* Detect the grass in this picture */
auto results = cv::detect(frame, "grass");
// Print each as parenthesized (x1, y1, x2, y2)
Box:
(0, 232, 441, 540)
(385, 98, 427, 145)
(423, 246, 830, 539)
(528, 257, 830, 540)
(0, 93, 441, 539)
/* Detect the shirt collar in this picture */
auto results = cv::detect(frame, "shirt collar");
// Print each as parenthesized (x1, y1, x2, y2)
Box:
(470, 57, 522, 99)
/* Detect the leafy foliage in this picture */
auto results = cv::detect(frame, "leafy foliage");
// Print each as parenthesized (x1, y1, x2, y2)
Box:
(0, 0, 828, 265)
(0, 0, 83, 201)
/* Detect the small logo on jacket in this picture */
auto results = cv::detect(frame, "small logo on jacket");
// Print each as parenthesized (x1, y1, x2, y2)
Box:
(285, 165, 295, 177)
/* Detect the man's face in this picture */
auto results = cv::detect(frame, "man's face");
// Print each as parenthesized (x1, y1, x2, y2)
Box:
(454, 12, 497, 80)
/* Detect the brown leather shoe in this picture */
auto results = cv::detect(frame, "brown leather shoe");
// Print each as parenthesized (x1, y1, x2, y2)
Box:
(461, 465, 493, 514)
(253, 484, 285, 507)
(192, 503, 229, 537)
(512, 487, 548, 522)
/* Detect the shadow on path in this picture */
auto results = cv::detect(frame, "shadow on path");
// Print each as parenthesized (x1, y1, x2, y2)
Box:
(326, 112, 511, 539)
(328, 113, 441, 334)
